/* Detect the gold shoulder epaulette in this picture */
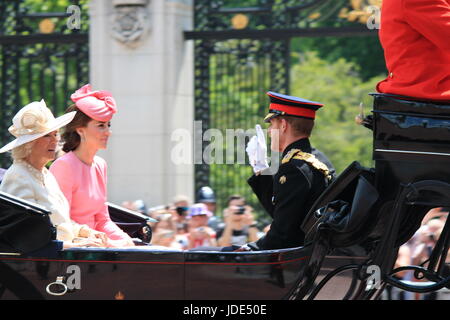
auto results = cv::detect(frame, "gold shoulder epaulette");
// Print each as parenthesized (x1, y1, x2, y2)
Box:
(281, 149, 302, 164)
(282, 149, 331, 180)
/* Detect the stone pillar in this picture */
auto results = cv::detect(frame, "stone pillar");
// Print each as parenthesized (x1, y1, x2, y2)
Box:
(88, 0, 194, 208)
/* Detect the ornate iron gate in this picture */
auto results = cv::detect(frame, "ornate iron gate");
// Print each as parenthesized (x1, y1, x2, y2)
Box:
(0, 0, 89, 168)
(188, 0, 379, 213)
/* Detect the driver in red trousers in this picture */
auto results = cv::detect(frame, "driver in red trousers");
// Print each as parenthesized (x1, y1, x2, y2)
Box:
(376, 0, 450, 101)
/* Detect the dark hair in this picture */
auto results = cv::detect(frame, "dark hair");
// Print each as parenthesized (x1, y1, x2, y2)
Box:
(279, 115, 315, 137)
(61, 105, 92, 152)
(227, 195, 246, 206)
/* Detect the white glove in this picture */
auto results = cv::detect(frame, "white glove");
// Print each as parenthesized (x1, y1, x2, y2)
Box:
(246, 124, 269, 173)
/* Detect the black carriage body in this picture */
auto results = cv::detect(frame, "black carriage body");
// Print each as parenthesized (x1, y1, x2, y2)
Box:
(294, 94, 450, 300)
(0, 191, 325, 300)
(370, 94, 450, 246)
(0, 246, 311, 300)
(0, 246, 369, 300)
(372, 93, 450, 199)
(0, 190, 368, 300)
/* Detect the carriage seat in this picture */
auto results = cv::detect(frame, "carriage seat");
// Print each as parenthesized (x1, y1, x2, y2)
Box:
(371, 92, 450, 163)
(108, 202, 156, 244)
(0, 191, 56, 255)
(301, 161, 379, 248)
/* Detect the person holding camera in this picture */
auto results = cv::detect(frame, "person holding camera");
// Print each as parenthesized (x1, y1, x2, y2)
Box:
(217, 195, 259, 247)
(186, 203, 217, 249)
(169, 195, 190, 234)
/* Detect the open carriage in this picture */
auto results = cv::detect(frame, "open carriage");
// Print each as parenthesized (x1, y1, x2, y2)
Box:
(0, 93, 449, 300)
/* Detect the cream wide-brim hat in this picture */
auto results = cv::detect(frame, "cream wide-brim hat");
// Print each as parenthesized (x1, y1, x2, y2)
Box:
(0, 100, 76, 154)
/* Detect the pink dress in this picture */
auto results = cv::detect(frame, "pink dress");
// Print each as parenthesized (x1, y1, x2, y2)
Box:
(50, 151, 130, 241)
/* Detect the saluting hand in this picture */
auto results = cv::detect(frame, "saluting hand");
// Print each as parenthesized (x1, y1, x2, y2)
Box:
(246, 125, 269, 173)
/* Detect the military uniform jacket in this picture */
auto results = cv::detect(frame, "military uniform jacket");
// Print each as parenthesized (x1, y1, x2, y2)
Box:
(248, 138, 335, 250)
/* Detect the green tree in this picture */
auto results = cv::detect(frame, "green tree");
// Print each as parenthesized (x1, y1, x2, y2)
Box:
(290, 51, 383, 173)
(292, 36, 386, 81)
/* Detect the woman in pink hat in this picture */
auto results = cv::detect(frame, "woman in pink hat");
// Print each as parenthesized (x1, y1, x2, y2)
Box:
(0, 99, 107, 249)
(50, 84, 134, 247)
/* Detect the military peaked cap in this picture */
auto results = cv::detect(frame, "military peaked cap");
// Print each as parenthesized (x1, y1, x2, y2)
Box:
(264, 91, 324, 122)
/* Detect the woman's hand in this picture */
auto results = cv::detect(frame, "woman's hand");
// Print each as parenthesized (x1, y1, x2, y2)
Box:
(79, 226, 109, 246)
(91, 231, 109, 246)
(67, 237, 105, 248)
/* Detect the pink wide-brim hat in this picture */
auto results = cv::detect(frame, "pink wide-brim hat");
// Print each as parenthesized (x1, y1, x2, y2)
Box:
(71, 84, 117, 122)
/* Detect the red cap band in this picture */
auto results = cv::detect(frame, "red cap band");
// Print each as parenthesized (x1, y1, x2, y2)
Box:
(269, 103, 316, 119)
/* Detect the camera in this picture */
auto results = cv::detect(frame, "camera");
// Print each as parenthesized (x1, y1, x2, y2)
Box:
(176, 206, 188, 216)
(235, 206, 245, 215)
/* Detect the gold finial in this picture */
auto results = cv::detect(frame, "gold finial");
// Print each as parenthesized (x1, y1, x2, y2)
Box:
(39, 19, 55, 34)
(231, 14, 249, 30)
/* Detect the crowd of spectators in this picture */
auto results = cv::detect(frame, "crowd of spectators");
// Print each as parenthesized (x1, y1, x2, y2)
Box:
(121, 186, 269, 251)
(386, 207, 450, 300)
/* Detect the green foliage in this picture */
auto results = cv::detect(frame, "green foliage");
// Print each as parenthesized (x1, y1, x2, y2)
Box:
(292, 36, 386, 81)
(201, 0, 386, 80)
(290, 51, 383, 173)
(18, 0, 90, 34)
(4, 0, 90, 114)
(221, 0, 260, 7)
(24, 0, 77, 11)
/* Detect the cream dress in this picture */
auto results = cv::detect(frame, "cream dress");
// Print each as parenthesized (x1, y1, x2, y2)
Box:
(0, 160, 89, 242)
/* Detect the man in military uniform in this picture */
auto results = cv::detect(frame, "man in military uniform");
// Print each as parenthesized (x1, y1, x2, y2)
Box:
(239, 91, 335, 251)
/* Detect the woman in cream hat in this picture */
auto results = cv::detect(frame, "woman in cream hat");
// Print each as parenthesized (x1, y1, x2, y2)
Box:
(50, 84, 135, 247)
(0, 99, 108, 248)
